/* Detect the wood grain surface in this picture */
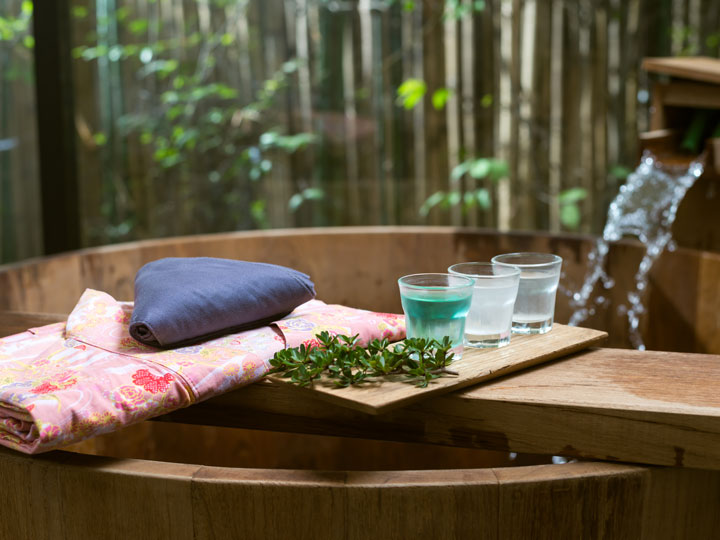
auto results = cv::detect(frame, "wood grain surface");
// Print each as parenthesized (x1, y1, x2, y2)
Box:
(2, 312, 720, 470)
(0, 311, 66, 337)
(269, 324, 607, 414)
(2, 227, 720, 353)
(159, 346, 720, 471)
(1, 447, 719, 539)
(642, 56, 720, 84)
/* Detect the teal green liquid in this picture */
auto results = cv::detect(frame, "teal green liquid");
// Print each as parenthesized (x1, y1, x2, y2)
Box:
(400, 293, 472, 345)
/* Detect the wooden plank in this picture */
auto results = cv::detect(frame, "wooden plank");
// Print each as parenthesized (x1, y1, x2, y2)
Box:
(0, 312, 66, 337)
(496, 463, 646, 539)
(192, 466, 498, 539)
(0, 447, 66, 539)
(3, 445, 720, 538)
(57, 454, 197, 540)
(0, 447, 198, 539)
(4, 309, 720, 471)
(0, 311, 603, 415)
(656, 80, 720, 110)
(642, 56, 720, 85)
(640, 467, 720, 539)
(159, 346, 720, 471)
(270, 324, 607, 414)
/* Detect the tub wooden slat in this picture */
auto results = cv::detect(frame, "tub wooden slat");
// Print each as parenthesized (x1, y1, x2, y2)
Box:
(495, 463, 647, 539)
(1, 447, 718, 539)
(0, 311, 65, 337)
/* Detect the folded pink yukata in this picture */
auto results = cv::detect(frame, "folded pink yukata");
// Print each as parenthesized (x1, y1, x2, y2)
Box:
(0, 289, 405, 454)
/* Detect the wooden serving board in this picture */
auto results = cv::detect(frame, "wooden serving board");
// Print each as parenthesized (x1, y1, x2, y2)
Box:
(267, 323, 607, 415)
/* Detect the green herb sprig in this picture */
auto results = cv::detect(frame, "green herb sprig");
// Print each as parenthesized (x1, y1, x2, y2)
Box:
(268, 331, 457, 388)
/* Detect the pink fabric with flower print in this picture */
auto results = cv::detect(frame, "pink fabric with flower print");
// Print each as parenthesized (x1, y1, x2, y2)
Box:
(0, 289, 405, 454)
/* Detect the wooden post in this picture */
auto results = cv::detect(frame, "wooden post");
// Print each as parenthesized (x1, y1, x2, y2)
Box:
(32, 0, 81, 255)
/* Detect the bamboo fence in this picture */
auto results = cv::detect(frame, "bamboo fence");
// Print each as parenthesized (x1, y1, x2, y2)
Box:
(2, 0, 720, 261)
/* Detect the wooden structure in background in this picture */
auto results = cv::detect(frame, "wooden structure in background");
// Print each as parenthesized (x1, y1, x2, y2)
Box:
(4, 2, 720, 264)
(1, 227, 720, 537)
(64, 1, 720, 246)
(32, 0, 82, 255)
(642, 56, 720, 253)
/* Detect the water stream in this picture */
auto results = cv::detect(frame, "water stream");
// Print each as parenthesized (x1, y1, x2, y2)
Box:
(567, 151, 704, 350)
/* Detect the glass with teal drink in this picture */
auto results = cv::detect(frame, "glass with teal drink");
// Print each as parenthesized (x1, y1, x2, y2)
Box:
(398, 273, 474, 358)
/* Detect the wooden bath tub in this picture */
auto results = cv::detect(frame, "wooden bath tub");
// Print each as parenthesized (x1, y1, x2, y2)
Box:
(1, 227, 719, 538)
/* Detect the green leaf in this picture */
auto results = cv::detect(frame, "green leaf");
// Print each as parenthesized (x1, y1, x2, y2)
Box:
(480, 94, 493, 108)
(139, 47, 153, 64)
(474, 188, 491, 210)
(469, 159, 491, 179)
(259, 131, 277, 147)
(450, 161, 470, 181)
(251, 199, 268, 228)
(431, 88, 452, 110)
(72, 6, 88, 18)
(488, 159, 509, 180)
(21, 1, 33, 15)
(609, 165, 632, 180)
(420, 191, 447, 217)
(560, 204, 581, 230)
(289, 187, 325, 212)
(93, 133, 107, 146)
(269, 333, 455, 389)
(558, 187, 587, 204)
(447, 191, 461, 206)
(396, 78, 427, 110)
(129, 19, 149, 35)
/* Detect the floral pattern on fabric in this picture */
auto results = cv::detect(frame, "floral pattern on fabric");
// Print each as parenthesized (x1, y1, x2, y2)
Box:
(0, 289, 405, 454)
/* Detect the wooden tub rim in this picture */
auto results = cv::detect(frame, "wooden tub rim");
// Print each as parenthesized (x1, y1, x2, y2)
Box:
(0, 445, 648, 487)
(2, 225, 720, 274)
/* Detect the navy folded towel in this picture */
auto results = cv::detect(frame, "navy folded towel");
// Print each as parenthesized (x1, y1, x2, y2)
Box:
(129, 257, 316, 348)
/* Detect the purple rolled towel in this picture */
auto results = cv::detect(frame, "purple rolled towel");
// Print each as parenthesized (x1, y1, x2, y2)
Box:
(129, 257, 316, 348)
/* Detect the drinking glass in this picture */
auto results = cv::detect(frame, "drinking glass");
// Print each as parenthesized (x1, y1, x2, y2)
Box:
(448, 262, 520, 348)
(491, 252, 563, 335)
(398, 273, 474, 357)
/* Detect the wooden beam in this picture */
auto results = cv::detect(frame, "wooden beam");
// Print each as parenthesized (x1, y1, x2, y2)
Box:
(3, 312, 720, 470)
(32, 0, 81, 255)
(158, 347, 720, 471)
(643, 56, 720, 85)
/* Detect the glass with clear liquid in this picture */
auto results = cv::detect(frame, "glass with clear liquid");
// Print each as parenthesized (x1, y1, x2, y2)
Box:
(491, 253, 562, 335)
(448, 262, 520, 348)
(398, 273, 474, 357)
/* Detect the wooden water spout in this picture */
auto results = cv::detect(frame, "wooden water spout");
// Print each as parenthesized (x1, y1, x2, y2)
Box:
(642, 56, 720, 253)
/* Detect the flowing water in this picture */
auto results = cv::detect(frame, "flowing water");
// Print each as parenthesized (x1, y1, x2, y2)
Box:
(567, 151, 704, 350)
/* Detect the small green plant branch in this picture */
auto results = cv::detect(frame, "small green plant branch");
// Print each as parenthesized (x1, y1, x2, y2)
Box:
(268, 331, 458, 389)
(419, 157, 588, 230)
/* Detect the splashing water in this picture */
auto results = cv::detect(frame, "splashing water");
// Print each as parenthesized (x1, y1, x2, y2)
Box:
(567, 151, 704, 350)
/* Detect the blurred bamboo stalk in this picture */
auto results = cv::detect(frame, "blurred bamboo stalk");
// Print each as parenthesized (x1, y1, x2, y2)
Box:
(4, 0, 719, 263)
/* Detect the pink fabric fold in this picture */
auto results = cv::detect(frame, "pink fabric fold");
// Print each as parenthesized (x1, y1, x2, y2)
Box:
(0, 289, 405, 454)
